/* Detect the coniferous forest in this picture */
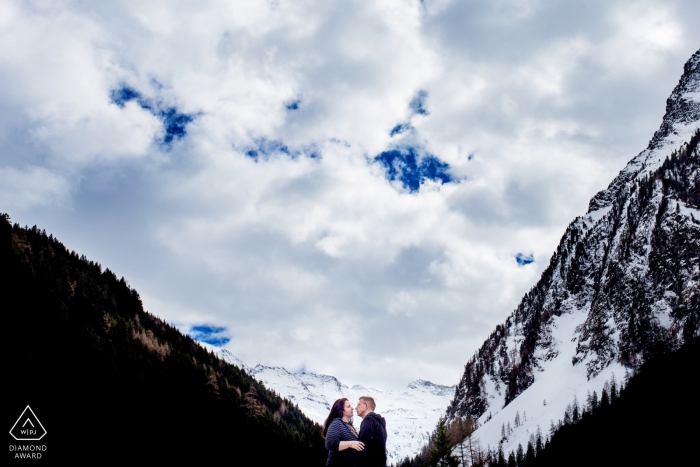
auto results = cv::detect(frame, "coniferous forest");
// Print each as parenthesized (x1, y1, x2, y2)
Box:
(2, 214, 327, 464)
(521, 336, 699, 467)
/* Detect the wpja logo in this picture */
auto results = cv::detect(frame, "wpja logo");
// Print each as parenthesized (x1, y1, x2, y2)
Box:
(9, 406, 47, 459)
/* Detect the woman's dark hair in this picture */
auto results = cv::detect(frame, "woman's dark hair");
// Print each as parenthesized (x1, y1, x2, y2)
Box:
(322, 398, 348, 438)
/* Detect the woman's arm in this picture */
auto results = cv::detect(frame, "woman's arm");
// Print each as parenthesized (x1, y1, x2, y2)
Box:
(326, 420, 365, 452)
(325, 420, 344, 451)
(339, 441, 365, 451)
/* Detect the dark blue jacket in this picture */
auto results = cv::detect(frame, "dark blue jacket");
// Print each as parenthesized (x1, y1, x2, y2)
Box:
(358, 412, 387, 467)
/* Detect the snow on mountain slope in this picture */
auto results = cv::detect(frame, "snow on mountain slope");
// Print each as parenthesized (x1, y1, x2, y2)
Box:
(447, 49, 700, 457)
(467, 308, 627, 455)
(219, 350, 454, 463)
(219, 349, 253, 374)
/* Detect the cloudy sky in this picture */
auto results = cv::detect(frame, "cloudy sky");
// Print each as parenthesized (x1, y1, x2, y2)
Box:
(2, 0, 699, 389)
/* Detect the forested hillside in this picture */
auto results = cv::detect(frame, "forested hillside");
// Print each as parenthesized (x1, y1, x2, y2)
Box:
(523, 336, 699, 467)
(2, 214, 327, 464)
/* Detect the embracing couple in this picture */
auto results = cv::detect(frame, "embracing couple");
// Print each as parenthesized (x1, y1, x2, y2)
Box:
(322, 396, 387, 467)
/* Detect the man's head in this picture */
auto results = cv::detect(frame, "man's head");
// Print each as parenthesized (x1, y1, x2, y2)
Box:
(356, 396, 376, 418)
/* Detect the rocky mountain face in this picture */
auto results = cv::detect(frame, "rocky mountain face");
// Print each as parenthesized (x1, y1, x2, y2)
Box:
(446, 50, 700, 454)
(219, 350, 454, 463)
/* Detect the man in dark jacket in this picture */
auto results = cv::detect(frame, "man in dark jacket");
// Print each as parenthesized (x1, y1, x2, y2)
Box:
(356, 396, 387, 467)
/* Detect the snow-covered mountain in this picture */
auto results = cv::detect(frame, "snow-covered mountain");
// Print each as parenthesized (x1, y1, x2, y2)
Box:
(219, 350, 454, 463)
(447, 49, 700, 456)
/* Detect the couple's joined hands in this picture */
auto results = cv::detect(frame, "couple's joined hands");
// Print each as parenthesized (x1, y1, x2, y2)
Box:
(350, 441, 365, 451)
(338, 440, 364, 452)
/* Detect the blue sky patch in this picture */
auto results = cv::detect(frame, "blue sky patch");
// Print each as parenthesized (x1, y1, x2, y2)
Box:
(245, 139, 321, 161)
(390, 123, 412, 137)
(190, 325, 231, 346)
(159, 108, 193, 144)
(515, 253, 535, 266)
(286, 99, 300, 110)
(245, 138, 291, 161)
(373, 147, 452, 192)
(110, 85, 193, 146)
(409, 90, 429, 116)
(110, 86, 144, 108)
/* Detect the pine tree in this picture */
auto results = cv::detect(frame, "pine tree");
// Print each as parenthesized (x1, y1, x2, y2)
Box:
(515, 411, 521, 427)
(497, 446, 506, 467)
(535, 426, 543, 455)
(586, 390, 592, 414)
(610, 374, 618, 400)
(501, 423, 506, 441)
(591, 390, 599, 412)
(516, 444, 524, 465)
(601, 385, 610, 408)
(525, 441, 536, 463)
(507, 452, 516, 467)
(572, 396, 580, 422)
(426, 417, 459, 467)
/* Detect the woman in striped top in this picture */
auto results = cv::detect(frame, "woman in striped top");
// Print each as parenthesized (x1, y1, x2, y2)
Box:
(322, 398, 365, 466)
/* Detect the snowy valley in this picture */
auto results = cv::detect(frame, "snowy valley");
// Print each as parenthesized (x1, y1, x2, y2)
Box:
(217, 49, 700, 464)
(219, 350, 455, 463)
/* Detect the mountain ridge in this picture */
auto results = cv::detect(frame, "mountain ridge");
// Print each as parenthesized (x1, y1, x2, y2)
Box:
(446, 49, 700, 455)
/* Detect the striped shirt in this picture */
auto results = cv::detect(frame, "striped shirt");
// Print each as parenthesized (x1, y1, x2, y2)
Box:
(325, 418, 359, 466)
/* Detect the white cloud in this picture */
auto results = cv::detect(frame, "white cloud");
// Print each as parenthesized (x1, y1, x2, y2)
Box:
(603, 1, 683, 73)
(0, 166, 70, 210)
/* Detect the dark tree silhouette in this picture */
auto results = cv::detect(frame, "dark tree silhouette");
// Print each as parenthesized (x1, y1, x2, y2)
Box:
(519, 337, 699, 467)
(426, 417, 459, 467)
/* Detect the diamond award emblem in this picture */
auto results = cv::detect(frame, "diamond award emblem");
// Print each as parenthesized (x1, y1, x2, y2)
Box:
(10, 406, 47, 441)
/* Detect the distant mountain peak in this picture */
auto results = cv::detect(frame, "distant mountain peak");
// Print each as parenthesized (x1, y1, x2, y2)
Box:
(649, 49, 700, 150)
(217, 351, 455, 461)
(407, 379, 456, 396)
(589, 49, 700, 213)
(219, 349, 253, 374)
